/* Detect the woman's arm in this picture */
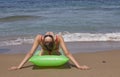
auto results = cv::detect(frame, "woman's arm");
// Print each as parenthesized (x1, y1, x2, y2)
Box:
(8, 35, 41, 70)
(59, 35, 90, 70)
(39, 49, 44, 56)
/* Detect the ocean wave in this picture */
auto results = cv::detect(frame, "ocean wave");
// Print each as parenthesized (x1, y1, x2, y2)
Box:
(75, 5, 120, 11)
(61, 32, 120, 42)
(0, 15, 42, 22)
(1, 32, 120, 47)
(0, 37, 34, 47)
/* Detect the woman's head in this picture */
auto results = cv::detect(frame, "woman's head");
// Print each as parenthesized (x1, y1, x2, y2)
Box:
(43, 35, 55, 51)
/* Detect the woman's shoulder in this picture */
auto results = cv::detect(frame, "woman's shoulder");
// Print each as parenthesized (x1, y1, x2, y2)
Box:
(36, 34, 43, 38)
(35, 34, 43, 42)
(56, 34, 62, 39)
(56, 34, 64, 42)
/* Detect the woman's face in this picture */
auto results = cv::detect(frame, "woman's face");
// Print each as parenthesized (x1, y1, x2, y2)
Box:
(44, 36, 54, 51)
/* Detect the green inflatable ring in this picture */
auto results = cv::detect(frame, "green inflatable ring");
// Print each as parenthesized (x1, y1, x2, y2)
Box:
(29, 50, 69, 66)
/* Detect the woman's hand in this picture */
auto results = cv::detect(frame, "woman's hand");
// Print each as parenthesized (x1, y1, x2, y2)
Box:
(8, 66, 20, 71)
(78, 65, 90, 70)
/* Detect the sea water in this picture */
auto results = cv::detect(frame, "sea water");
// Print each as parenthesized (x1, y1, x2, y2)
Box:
(0, 0, 120, 49)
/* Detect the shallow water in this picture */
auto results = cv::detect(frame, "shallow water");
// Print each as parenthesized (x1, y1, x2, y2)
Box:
(1, 41, 120, 54)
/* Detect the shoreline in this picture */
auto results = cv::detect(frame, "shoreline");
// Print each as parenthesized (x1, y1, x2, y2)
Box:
(1, 41, 120, 54)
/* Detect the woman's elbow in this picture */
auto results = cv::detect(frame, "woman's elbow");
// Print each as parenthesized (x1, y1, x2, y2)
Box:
(27, 53, 33, 57)
(65, 52, 71, 57)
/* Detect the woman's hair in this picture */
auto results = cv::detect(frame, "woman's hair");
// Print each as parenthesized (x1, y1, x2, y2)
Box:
(43, 35, 55, 52)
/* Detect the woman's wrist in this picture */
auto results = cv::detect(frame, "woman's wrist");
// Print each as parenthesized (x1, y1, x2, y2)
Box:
(77, 65, 81, 68)
(17, 66, 21, 69)
(77, 65, 90, 70)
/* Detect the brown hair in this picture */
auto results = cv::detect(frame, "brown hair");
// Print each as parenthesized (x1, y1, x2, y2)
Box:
(43, 35, 55, 52)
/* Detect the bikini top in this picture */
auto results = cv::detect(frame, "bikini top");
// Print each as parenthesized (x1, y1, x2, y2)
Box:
(40, 35, 60, 55)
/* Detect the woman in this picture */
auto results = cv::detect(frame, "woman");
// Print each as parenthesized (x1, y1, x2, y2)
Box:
(9, 32, 90, 70)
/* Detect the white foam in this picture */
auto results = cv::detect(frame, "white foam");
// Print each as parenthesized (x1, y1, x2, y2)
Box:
(60, 32, 120, 42)
(0, 37, 34, 47)
(1, 32, 120, 46)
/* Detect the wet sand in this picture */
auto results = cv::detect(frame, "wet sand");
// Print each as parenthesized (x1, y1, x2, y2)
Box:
(0, 42, 120, 77)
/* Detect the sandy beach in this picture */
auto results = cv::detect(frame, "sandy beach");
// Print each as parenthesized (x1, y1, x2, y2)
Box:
(1, 0, 120, 77)
(0, 42, 120, 77)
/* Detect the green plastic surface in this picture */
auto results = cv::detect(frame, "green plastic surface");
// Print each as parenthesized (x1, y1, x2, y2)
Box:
(29, 50, 69, 66)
